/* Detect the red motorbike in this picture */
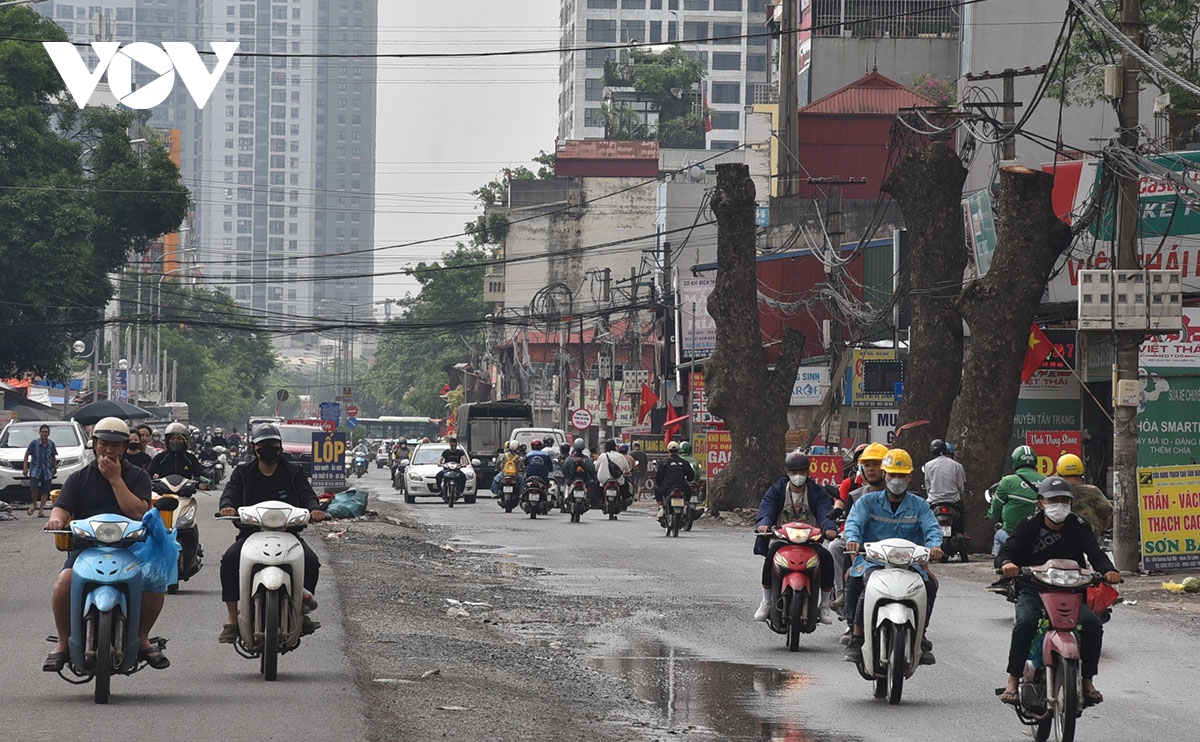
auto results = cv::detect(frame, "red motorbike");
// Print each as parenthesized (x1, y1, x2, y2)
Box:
(761, 521, 824, 651)
(998, 560, 1112, 742)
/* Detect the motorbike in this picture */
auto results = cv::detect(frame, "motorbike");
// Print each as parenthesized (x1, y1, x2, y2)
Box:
(376, 447, 389, 469)
(440, 460, 466, 507)
(46, 499, 178, 703)
(600, 479, 622, 520)
(497, 474, 521, 513)
(997, 560, 1111, 742)
(853, 538, 932, 705)
(218, 501, 312, 681)
(662, 486, 689, 537)
(566, 477, 589, 523)
(352, 450, 368, 478)
(391, 456, 409, 492)
(931, 501, 969, 562)
(521, 476, 552, 519)
(151, 474, 205, 594)
(760, 521, 824, 651)
(198, 446, 224, 487)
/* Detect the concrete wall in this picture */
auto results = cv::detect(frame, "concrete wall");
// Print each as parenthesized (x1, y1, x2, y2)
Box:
(807, 38, 959, 103)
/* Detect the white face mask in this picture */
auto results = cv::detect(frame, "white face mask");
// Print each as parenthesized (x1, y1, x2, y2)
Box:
(885, 478, 908, 495)
(1043, 503, 1071, 523)
(788, 473, 807, 487)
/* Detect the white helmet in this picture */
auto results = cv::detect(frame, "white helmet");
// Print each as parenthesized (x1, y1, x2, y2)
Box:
(508, 440, 520, 452)
(165, 422, 189, 439)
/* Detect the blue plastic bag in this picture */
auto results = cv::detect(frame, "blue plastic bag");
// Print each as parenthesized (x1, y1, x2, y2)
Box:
(324, 488, 369, 519)
(129, 508, 180, 593)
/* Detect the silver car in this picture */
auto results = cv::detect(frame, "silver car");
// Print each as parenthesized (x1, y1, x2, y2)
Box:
(0, 420, 94, 495)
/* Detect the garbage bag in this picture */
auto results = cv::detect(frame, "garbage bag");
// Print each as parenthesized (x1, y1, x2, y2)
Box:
(130, 508, 180, 592)
(324, 488, 369, 519)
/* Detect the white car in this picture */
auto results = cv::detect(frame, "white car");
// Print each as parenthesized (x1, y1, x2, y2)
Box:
(0, 420, 94, 497)
(402, 443, 478, 504)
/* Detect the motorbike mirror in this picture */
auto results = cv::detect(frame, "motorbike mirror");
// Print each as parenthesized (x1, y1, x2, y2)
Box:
(155, 497, 179, 512)
(400, 458, 410, 466)
(471, 458, 481, 467)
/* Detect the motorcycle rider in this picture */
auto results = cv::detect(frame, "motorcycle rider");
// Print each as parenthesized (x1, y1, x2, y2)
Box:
(922, 438, 967, 536)
(209, 427, 228, 449)
(148, 422, 204, 485)
(564, 438, 598, 504)
(43, 417, 170, 671)
(654, 441, 695, 521)
(838, 443, 870, 503)
(829, 442, 889, 636)
(217, 423, 327, 643)
(596, 439, 633, 510)
(987, 445, 1045, 555)
(753, 451, 839, 624)
(435, 435, 467, 494)
(996, 476, 1121, 706)
(679, 442, 703, 494)
(491, 440, 525, 496)
(226, 427, 242, 453)
(1055, 453, 1113, 542)
(630, 442, 649, 499)
(842, 448, 944, 665)
(523, 439, 553, 485)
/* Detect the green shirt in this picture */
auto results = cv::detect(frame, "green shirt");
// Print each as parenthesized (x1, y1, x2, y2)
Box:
(987, 467, 1044, 534)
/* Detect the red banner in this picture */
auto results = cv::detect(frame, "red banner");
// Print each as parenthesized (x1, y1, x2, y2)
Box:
(808, 454, 843, 487)
(1025, 430, 1083, 477)
(706, 430, 732, 481)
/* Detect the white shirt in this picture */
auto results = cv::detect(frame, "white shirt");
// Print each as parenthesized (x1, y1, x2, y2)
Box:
(595, 451, 631, 485)
(922, 455, 965, 505)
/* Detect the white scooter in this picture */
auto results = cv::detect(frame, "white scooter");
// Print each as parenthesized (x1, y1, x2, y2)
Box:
(854, 538, 931, 705)
(220, 500, 310, 681)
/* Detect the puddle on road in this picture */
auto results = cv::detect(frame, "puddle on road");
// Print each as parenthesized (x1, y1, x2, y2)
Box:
(591, 642, 859, 741)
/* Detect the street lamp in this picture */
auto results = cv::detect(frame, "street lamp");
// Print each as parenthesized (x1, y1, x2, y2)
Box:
(154, 262, 203, 403)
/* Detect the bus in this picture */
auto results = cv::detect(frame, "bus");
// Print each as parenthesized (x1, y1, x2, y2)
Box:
(355, 416, 441, 443)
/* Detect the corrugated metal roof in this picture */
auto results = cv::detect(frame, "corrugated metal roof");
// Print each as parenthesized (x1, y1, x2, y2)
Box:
(556, 139, 660, 160)
(801, 71, 937, 115)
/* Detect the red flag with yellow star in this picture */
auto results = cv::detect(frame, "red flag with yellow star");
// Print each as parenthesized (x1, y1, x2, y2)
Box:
(1021, 324, 1053, 382)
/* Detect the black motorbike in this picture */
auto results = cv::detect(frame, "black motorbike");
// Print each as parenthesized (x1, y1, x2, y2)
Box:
(150, 474, 204, 593)
(931, 500, 969, 562)
(497, 474, 521, 513)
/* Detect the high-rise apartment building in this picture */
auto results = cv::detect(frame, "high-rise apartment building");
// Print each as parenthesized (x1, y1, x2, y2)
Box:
(558, 0, 770, 150)
(39, 0, 377, 351)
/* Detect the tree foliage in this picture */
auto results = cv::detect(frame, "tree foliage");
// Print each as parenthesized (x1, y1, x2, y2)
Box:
(603, 45, 706, 148)
(0, 8, 190, 378)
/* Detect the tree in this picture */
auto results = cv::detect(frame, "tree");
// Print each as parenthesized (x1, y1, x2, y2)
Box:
(1050, 1, 1200, 148)
(705, 164, 806, 512)
(466, 150, 555, 246)
(603, 46, 706, 148)
(0, 8, 189, 378)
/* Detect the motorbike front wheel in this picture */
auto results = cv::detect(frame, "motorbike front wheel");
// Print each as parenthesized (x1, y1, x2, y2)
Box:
(93, 609, 115, 704)
(786, 588, 804, 651)
(886, 622, 908, 705)
(670, 511, 682, 537)
(1054, 658, 1080, 742)
(261, 590, 281, 681)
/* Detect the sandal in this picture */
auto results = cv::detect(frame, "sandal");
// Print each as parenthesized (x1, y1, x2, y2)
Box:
(138, 646, 170, 670)
(1083, 688, 1104, 705)
(999, 689, 1019, 705)
(42, 650, 68, 672)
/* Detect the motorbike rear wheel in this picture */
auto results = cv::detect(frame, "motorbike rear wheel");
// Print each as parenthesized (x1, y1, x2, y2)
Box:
(684, 508, 694, 531)
(1053, 658, 1080, 742)
(670, 511, 681, 537)
(786, 588, 804, 651)
(262, 590, 280, 681)
(94, 609, 115, 704)
(886, 622, 908, 705)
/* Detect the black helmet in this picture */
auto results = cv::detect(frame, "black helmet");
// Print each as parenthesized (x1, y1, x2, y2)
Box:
(250, 423, 282, 444)
(930, 439, 948, 456)
(784, 451, 810, 471)
(542, 437, 555, 448)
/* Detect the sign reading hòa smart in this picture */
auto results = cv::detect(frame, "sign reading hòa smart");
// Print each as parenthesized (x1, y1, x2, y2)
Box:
(43, 42, 239, 110)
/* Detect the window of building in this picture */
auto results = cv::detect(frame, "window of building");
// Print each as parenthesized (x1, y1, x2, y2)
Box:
(586, 19, 616, 43)
(584, 107, 604, 128)
(683, 21, 707, 41)
(714, 0, 741, 9)
(586, 0, 617, 7)
(622, 0, 645, 7)
(712, 52, 741, 70)
(620, 20, 645, 43)
(649, 21, 662, 43)
(684, 0, 708, 9)
(713, 22, 741, 44)
(585, 50, 611, 69)
(747, 53, 767, 72)
(710, 140, 739, 150)
(710, 111, 739, 129)
(585, 78, 604, 102)
(711, 82, 741, 104)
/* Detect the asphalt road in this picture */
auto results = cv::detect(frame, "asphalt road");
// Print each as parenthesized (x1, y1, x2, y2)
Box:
(373, 467, 1199, 742)
(0, 490, 365, 742)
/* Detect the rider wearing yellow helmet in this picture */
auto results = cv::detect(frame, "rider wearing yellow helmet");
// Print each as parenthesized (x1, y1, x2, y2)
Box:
(1055, 453, 1112, 541)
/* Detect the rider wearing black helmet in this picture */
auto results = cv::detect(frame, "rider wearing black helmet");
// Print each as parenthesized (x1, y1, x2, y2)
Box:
(752, 450, 840, 623)
(654, 441, 694, 519)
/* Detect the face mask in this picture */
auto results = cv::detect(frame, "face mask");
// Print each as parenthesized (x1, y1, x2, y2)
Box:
(127, 443, 141, 451)
(167, 440, 185, 453)
(788, 473, 807, 487)
(257, 445, 282, 463)
(885, 478, 909, 495)
(1043, 503, 1071, 523)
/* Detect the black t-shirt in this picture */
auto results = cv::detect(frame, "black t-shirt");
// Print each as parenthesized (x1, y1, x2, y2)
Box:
(56, 461, 152, 520)
(124, 451, 153, 471)
(996, 512, 1116, 574)
(440, 447, 466, 464)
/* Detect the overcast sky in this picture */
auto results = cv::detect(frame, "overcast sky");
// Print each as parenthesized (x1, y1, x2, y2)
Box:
(371, 1, 560, 313)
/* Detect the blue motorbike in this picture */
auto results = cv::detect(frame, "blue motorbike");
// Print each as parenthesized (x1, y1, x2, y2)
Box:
(47, 499, 176, 704)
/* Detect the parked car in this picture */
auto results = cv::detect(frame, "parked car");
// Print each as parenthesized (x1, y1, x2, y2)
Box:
(402, 443, 479, 504)
(0, 420, 93, 497)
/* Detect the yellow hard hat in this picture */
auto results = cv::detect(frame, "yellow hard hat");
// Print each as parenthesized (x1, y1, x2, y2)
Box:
(859, 442, 890, 463)
(881, 448, 914, 475)
(1056, 453, 1085, 477)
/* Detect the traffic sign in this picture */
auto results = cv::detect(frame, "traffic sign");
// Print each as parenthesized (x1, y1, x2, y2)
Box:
(346, 404, 359, 418)
(319, 402, 340, 423)
(347, 417, 358, 429)
(571, 408, 593, 430)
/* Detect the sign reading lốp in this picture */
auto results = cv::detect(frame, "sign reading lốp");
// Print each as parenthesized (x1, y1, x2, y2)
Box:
(678, 277, 717, 359)
(1137, 465, 1200, 571)
(1024, 430, 1083, 477)
(43, 42, 239, 109)
(310, 431, 347, 492)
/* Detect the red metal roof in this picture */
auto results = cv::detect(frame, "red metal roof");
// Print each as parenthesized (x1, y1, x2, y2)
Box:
(801, 71, 936, 116)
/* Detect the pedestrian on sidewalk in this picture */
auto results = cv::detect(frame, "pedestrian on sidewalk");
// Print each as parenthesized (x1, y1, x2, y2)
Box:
(22, 424, 57, 517)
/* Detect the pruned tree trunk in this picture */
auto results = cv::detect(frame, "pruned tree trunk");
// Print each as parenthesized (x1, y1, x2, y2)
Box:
(949, 165, 1072, 541)
(882, 143, 968, 473)
(706, 164, 805, 512)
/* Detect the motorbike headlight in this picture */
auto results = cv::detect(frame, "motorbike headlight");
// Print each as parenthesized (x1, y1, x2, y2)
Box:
(287, 511, 310, 526)
(176, 505, 196, 529)
(465, 470, 475, 480)
(258, 507, 289, 529)
(59, 456, 81, 467)
(1044, 568, 1090, 588)
(781, 526, 812, 543)
(93, 522, 127, 544)
(881, 545, 915, 566)
(126, 527, 145, 541)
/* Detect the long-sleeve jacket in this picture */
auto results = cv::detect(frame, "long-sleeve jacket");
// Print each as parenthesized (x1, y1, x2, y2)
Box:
(754, 477, 837, 556)
(654, 454, 693, 496)
(148, 449, 202, 479)
(995, 511, 1116, 575)
(219, 458, 319, 511)
(987, 466, 1044, 534)
(842, 489, 943, 577)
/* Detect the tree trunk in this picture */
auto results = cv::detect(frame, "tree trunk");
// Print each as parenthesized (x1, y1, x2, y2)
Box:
(949, 165, 1072, 542)
(706, 164, 805, 512)
(881, 143, 968, 474)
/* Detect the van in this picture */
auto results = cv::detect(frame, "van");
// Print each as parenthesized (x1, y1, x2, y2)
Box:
(509, 427, 570, 459)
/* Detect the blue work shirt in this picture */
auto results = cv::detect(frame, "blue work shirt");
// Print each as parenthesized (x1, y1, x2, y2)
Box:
(523, 450, 552, 480)
(842, 489, 943, 577)
(25, 438, 57, 480)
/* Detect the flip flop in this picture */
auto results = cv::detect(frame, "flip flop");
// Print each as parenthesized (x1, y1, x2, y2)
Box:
(138, 646, 170, 670)
(1084, 689, 1103, 705)
(42, 651, 68, 672)
(999, 689, 1019, 705)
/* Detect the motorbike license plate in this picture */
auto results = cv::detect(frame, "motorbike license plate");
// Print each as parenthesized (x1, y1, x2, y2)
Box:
(528, 493, 540, 502)
(670, 497, 685, 507)
(941, 525, 952, 537)
(503, 486, 513, 493)
(575, 490, 587, 500)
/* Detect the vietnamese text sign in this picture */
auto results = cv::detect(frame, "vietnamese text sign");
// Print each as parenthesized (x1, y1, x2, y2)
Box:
(848, 349, 897, 407)
(791, 366, 829, 406)
(1137, 464, 1200, 571)
(690, 371, 721, 425)
(1025, 430, 1083, 477)
(679, 277, 717, 359)
(1139, 308, 1200, 368)
(311, 431, 347, 492)
(869, 409, 899, 446)
(809, 454, 842, 487)
(706, 429, 732, 481)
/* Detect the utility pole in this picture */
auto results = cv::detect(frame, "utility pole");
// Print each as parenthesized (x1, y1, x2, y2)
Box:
(962, 66, 1047, 161)
(659, 240, 673, 417)
(1112, 0, 1143, 572)
(776, 0, 799, 218)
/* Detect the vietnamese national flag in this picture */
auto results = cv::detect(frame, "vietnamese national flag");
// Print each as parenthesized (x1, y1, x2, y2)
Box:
(605, 382, 614, 421)
(1021, 323, 1053, 382)
(637, 382, 658, 424)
